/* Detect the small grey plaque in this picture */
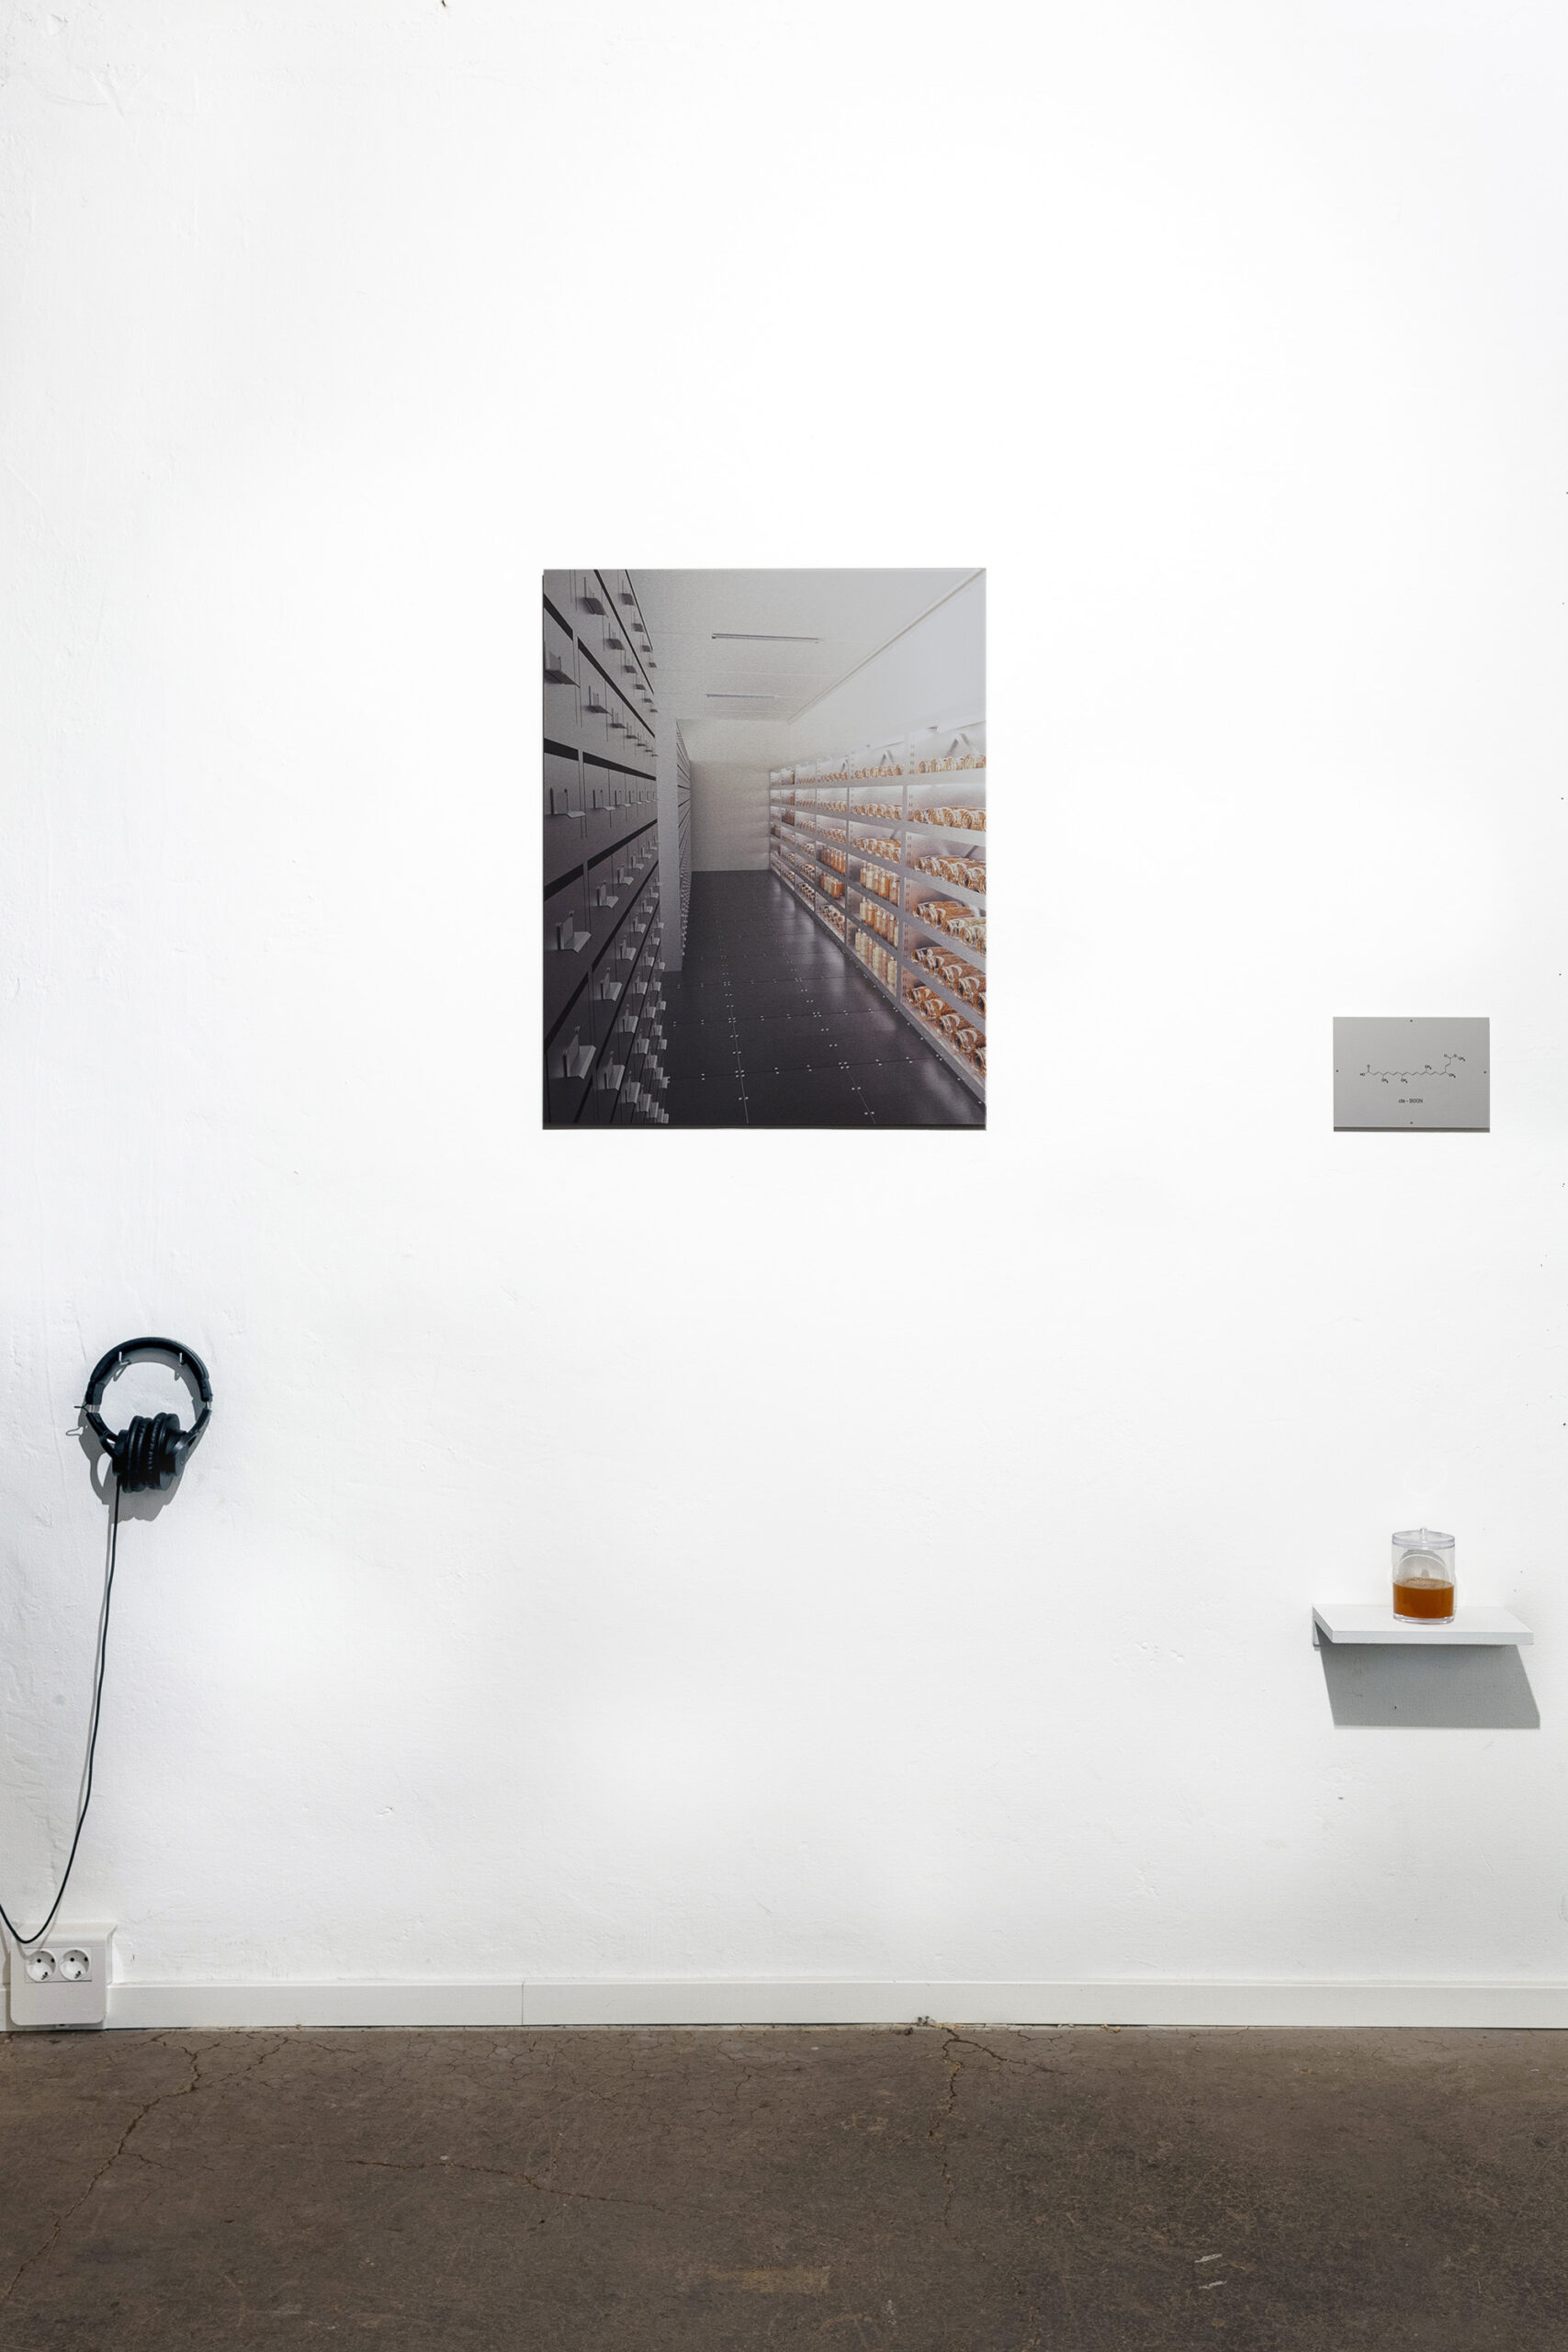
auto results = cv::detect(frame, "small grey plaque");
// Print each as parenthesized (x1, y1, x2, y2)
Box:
(1333, 1017, 1489, 1130)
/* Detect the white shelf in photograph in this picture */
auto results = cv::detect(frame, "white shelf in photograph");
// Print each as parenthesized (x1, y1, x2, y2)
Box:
(908, 872, 986, 911)
(1311, 1603, 1532, 1648)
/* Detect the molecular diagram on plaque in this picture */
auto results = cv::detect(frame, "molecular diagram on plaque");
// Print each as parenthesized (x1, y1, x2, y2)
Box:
(1358, 1053, 1466, 1088)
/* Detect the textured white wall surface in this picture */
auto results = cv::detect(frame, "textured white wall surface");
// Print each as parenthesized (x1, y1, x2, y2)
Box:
(4, 1, 1568, 2009)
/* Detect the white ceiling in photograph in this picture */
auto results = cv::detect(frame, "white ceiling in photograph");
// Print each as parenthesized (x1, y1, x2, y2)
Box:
(633, 570, 978, 730)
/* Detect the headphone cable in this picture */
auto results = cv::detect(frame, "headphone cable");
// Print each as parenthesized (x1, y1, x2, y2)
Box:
(1, 1478, 121, 1951)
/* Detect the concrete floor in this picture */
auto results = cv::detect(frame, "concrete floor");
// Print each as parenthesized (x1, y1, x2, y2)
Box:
(0, 2027, 1565, 2348)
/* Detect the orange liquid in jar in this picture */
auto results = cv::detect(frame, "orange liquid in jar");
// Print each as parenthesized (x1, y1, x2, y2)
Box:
(1393, 1574, 1454, 1621)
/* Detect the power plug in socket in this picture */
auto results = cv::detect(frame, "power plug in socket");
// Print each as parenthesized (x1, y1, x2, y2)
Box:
(7, 1925, 114, 2029)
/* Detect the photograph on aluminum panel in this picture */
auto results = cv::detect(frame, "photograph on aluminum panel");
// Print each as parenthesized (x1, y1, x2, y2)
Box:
(543, 569, 986, 1129)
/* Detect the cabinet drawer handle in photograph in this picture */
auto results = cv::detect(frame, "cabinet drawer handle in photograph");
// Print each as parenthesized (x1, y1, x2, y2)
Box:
(556, 1029, 594, 1081)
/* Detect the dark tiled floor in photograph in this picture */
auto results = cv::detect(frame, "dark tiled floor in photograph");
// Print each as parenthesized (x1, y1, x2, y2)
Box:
(663, 872, 984, 1128)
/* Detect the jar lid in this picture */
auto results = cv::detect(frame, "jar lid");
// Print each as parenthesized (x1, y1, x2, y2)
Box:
(1393, 1527, 1454, 1552)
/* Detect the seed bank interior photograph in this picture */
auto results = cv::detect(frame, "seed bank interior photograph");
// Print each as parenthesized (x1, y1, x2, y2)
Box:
(543, 568, 986, 1128)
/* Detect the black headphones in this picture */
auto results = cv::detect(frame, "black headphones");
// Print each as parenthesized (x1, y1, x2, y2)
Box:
(82, 1338, 213, 1493)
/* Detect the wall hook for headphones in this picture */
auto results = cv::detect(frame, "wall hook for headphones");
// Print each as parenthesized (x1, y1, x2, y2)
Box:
(82, 1336, 212, 1492)
(2, 1338, 214, 1959)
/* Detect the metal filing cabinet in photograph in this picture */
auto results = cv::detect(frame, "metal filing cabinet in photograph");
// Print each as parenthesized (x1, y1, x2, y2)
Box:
(578, 662, 612, 758)
(547, 1007, 595, 1126)
(544, 871, 591, 1035)
(543, 607, 580, 749)
(585, 849, 625, 959)
(578, 759, 612, 857)
(544, 747, 583, 887)
(542, 569, 667, 1126)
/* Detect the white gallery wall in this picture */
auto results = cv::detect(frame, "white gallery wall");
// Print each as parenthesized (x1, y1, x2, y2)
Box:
(4, 0, 1568, 2023)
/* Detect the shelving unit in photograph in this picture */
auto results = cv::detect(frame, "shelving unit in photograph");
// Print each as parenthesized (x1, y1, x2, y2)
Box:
(902, 977, 987, 1085)
(768, 720, 986, 1105)
(675, 724, 693, 956)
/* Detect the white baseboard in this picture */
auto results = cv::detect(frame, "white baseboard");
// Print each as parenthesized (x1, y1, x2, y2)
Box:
(104, 1982, 524, 2030)
(12, 1978, 1559, 2032)
(520, 1980, 1568, 2030)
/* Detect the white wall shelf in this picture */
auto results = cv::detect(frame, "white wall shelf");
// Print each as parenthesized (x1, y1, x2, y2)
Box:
(1312, 1604, 1532, 1648)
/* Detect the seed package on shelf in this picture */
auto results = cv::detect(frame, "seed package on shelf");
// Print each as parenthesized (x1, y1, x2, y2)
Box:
(912, 849, 987, 890)
(852, 834, 901, 865)
(854, 800, 903, 823)
(908, 803, 987, 831)
(915, 897, 987, 953)
(855, 897, 898, 947)
(852, 930, 897, 991)
(910, 938, 985, 1011)
(908, 722, 986, 783)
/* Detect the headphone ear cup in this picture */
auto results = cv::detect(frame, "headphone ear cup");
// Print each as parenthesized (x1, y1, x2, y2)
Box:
(112, 1414, 180, 1492)
(152, 1412, 182, 1490)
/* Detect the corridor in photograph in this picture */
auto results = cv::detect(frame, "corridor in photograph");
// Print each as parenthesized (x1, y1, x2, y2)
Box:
(542, 568, 987, 1130)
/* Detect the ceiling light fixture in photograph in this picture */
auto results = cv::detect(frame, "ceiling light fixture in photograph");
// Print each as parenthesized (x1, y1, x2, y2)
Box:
(710, 632, 820, 642)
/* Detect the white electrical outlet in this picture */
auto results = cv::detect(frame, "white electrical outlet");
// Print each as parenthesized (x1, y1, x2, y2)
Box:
(7, 1925, 114, 2029)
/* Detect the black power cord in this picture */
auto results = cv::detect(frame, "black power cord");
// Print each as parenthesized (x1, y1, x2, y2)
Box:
(1, 1480, 122, 1951)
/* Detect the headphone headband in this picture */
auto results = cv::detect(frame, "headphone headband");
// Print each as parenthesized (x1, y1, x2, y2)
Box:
(82, 1337, 213, 1490)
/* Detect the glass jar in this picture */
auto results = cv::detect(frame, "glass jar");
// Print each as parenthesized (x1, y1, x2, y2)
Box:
(1393, 1528, 1455, 1621)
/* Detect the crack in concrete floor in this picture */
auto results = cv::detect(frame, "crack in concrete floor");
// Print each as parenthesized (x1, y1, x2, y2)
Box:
(0, 2031, 293, 2316)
